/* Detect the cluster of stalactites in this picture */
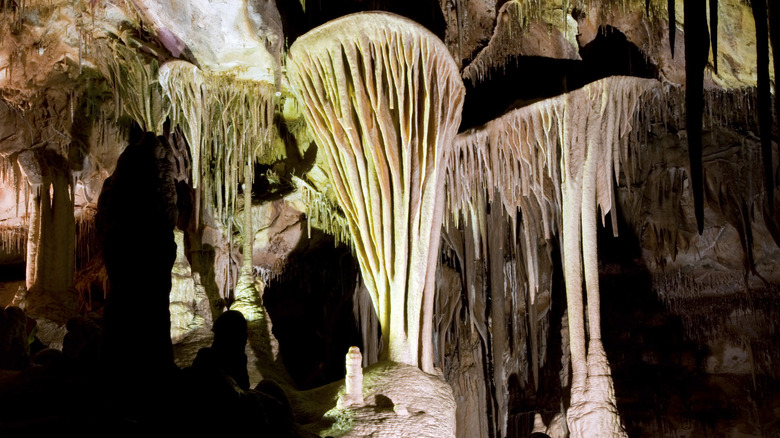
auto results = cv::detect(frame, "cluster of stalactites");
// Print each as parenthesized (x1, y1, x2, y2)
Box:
(160, 60, 275, 225)
(98, 35, 275, 227)
(0, 156, 28, 255)
(445, 76, 654, 380)
(442, 76, 657, 438)
(0, 154, 29, 214)
(99, 38, 169, 136)
(292, 176, 351, 246)
(446, 76, 659, 256)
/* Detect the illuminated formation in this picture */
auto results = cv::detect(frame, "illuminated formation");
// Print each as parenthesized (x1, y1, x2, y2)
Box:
(449, 76, 657, 436)
(287, 12, 465, 373)
(338, 346, 364, 408)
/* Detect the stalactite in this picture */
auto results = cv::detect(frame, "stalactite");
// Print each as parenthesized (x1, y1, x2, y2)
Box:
(287, 12, 465, 373)
(751, 0, 774, 211)
(159, 61, 275, 228)
(159, 61, 204, 189)
(709, 0, 718, 73)
(684, 0, 709, 234)
(292, 176, 351, 246)
(0, 155, 28, 255)
(97, 36, 169, 135)
(447, 76, 658, 437)
(0, 226, 26, 256)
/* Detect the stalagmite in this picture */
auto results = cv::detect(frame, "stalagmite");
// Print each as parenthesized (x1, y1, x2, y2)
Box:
(17, 151, 43, 292)
(287, 12, 465, 373)
(231, 151, 267, 337)
(159, 60, 280, 378)
(338, 346, 364, 408)
(447, 76, 658, 437)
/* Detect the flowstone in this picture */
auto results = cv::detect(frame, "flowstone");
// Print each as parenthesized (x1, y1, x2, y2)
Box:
(315, 361, 456, 438)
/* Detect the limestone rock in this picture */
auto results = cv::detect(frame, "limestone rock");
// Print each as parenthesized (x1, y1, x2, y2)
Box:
(546, 412, 568, 438)
(249, 198, 304, 282)
(574, 0, 771, 89)
(463, 0, 580, 84)
(170, 229, 212, 343)
(440, 0, 500, 68)
(130, 0, 283, 82)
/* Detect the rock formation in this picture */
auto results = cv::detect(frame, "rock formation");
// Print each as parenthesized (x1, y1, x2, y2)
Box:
(286, 12, 465, 373)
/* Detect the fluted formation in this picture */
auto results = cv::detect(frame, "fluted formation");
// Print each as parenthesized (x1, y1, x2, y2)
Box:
(287, 12, 465, 372)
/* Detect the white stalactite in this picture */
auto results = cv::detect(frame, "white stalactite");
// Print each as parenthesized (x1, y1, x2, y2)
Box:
(159, 60, 275, 226)
(447, 76, 659, 437)
(287, 12, 465, 373)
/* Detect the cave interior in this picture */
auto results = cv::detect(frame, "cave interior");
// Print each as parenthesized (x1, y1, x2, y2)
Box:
(0, 0, 779, 437)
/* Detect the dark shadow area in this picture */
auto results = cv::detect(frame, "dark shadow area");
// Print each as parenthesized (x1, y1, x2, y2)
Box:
(249, 110, 318, 204)
(506, 239, 567, 438)
(0, 264, 25, 282)
(277, 0, 446, 47)
(461, 25, 659, 131)
(578, 26, 658, 83)
(596, 211, 780, 436)
(0, 125, 182, 436)
(263, 228, 368, 390)
(0, 125, 321, 437)
(97, 124, 179, 379)
(598, 210, 704, 436)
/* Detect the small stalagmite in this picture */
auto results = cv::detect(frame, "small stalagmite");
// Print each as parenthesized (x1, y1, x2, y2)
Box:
(339, 346, 364, 408)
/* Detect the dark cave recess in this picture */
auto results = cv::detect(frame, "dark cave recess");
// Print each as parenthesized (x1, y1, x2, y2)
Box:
(461, 25, 659, 131)
(277, 0, 446, 47)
